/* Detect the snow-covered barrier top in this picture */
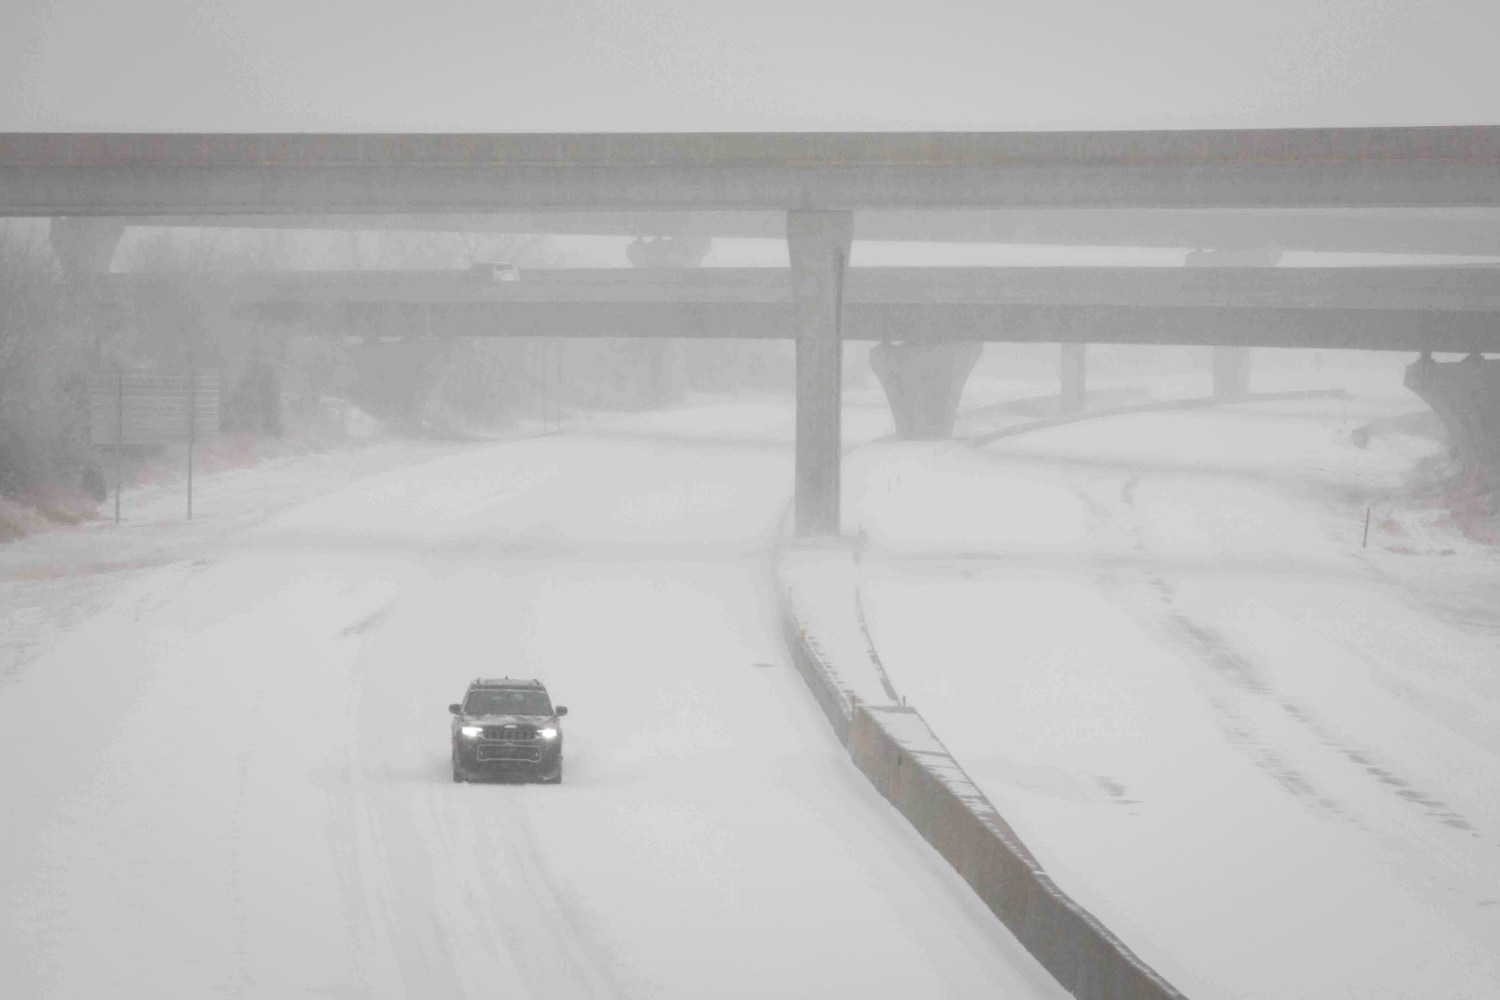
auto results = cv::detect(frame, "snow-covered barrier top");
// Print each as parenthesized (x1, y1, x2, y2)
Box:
(777, 542, 902, 742)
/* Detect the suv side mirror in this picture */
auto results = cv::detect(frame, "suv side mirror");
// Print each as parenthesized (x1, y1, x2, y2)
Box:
(555, 706, 568, 717)
(448, 703, 463, 715)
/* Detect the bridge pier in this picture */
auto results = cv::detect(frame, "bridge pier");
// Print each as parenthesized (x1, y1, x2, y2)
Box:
(49, 217, 124, 276)
(1405, 352, 1500, 483)
(1060, 342, 1087, 413)
(49, 218, 125, 368)
(625, 234, 709, 407)
(869, 341, 983, 438)
(1187, 247, 1277, 400)
(47, 218, 125, 494)
(1213, 346, 1251, 398)
(638, 338, 687, 408)
(789, 210, 851, 537)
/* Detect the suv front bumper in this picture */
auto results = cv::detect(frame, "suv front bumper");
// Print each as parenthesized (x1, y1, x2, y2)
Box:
(454, 739, 562, 777)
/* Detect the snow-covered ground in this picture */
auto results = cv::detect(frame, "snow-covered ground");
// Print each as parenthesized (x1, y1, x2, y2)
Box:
(7, 350, 1496, 999)
(0, 400, 1065, 999)
(846, 358, 1500, 999)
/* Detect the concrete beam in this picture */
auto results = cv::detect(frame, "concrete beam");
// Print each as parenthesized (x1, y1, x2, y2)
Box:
(844, 303, 1500, 352)
(48, 217, 123, 275)
(315, 300, 1500, 353)
(101, 265, 1500, 311)
(789, 211, 851, 537)
(106, 208, 1500, 256)
(1187, 247, 1276, 398)
(4, 127, 1499, 215)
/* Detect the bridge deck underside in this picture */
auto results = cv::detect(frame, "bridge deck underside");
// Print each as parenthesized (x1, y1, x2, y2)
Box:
(105, 266, 1500, 310)
(316, 301, 1498, 353)
(103, 268, 1500, 353)
(86, 209, 1500, 257)
(5, 127, 1500, 214)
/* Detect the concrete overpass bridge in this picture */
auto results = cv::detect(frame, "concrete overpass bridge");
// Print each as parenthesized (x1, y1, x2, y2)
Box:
(7, 127, 1500, 533)
(101, 263, 1500, 469)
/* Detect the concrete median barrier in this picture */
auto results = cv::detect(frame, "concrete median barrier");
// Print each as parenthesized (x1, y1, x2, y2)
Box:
(847, 703, 1182, 1000)
(776, 548, 1184, 1000)
(778, 595, 852, 745)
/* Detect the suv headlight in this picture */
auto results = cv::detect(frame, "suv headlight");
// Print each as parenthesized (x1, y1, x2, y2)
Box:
(539, 727, 558, 740)
(460, 725, 483, 738)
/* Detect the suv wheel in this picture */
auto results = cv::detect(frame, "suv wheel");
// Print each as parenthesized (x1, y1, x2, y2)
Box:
(542, 759, 563, 784)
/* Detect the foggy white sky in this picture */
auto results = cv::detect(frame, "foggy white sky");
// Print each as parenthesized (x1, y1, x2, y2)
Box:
(1, 1, 1497, 132)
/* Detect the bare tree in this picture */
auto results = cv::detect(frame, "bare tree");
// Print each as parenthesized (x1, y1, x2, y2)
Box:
(0, 221, 94, 505)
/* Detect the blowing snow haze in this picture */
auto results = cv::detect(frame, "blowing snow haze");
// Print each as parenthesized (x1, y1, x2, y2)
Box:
(1, 4, 1499, 1000)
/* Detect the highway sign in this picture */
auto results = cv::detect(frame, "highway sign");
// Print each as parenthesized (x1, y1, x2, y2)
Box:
(89, 372, 220, 446)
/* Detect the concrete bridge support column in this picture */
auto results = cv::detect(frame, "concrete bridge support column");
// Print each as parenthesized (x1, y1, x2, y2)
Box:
(625, 235, 707, 408)
(1187, 247, 1277, 401)
(789, 210, 852, 537)
(49, 217, 124, 276)
(48, 218, 125, 494)
(869, 341, 983, 438)
(1060, 342, 1087, 413)
(1405, 352, 1500, 483)
(639, 337, 687, 408)
(1213, 346, 1251, 399)
(49, 218, 125, 366)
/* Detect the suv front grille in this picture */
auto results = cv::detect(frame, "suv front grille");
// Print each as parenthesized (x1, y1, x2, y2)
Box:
(482, 725, 537, 741)
(477, 744, 540, 762)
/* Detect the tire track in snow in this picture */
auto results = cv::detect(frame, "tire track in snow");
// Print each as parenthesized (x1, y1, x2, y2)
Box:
(342, 576, 624, 1000)
(221, 666, 269, 996)
(325, 579, 483, 998)
(344, 733, 480, 996)
(1082, 463, 1482, 837)
(1145, 583, 1351, 819)
(460, 789, 626, 999)
(1053, 466, 1344, 814)
(1154, 585, 1481, 835)
(324, 614, 415, 997)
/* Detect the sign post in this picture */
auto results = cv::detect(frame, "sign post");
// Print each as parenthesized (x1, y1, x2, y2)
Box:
(187, 357, 196, 521)
(114, 367, 123, 525)
(90, 368, 220, 523)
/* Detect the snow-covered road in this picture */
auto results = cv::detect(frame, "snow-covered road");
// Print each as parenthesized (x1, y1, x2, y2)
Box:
(848, 370, 1500, 999)
(0, 406, 1064, 999)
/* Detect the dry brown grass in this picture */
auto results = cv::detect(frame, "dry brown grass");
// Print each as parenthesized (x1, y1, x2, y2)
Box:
(0, 496, 54, 541)
(0, 484, 100, 541)
(1442, 470, 1500, 545)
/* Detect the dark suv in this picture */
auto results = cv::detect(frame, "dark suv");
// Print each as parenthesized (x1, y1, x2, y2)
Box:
(449, 678, 567, 784)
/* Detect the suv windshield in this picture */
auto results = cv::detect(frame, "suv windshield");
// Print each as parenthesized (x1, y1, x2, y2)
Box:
(463, 689, 553, 717)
